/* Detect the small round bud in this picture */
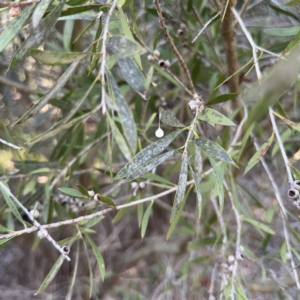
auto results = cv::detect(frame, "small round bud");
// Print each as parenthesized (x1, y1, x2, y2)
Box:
(30, 209, 40, 219)
(139, 182, 146, 189)
(188, 100, 198, 112)
(286, 252, 292, 260)
(147, 54, 155, 62)
(88, 190, 95, 197)
(228, 255, 235, 264)
(131, 182, 138, 189)
(177, 29, 184, 36)
(236, 252, 244, 260)
(158, 60, 165, 68)
(239, 245, 244, 252)
(288, 189, 299, 200)
(10, 6, 21, 17)
(180, 23, 186, 30)
(291, 180, 300, 190)
(94, 194, 99, 201)
(62, 246, 70, 255)
(153, 50, 160, 58)
(37, 230, 46, 239)
(164, 60, 170, 68)
(228, 265, 234, 272)
(78, 201, 84, 208)
(155, 128, 164, 138)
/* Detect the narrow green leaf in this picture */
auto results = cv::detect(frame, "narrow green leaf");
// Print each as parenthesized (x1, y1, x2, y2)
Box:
(189, 165, 202, 220)
(273, 110, 300, 131)
(76, 184, 90, 197)
(127, 150, 175, 181)
(244, 132, 274, 175)
(236, 285, 248, 300)
(107, 113, 132, 162)
(206, 93, 237, 105)
(107, 35, 143, 57)
(29, 48, 93, 65)
(35, 254, 65, 295)
(82, 239, 93, 298)
(242, 217, 275, 235)
(119, 8, 142, 69)
(193, 138, 235, 165)
(280, 240, 287, 263)
(198, 108, 236, 126)
(60, 4, 107, 16)
(81, 216, 104, 229)
(264, 27, 300, 36)
(10, 0, 66, 68)
(141, 173, 174, 186)
(32, 0, 53, 28)
(159, 107, 185, 128)
(85, 234, 105, 281)
(0, 224, 13, 233)
(115, 129, 184, 179)
(283, 30, 300, 54)
(58, 187, 87, 198)
(208, 156, 224, 213)
(237, 123, 255, 162)
(137, 202, 143, 228)
(170, 155, 188, 222)
(95, 194, 117, 208)
(118, 57, 146, 99)
(141, 201, 153, 238)
(0, 185, 25, 226)
(145, 65, 154, 90)
(0, 5, 35, 53)
(108, 73, 137, 154)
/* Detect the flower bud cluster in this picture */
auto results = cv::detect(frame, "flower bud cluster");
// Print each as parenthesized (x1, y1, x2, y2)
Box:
(288, 180, 300, 209)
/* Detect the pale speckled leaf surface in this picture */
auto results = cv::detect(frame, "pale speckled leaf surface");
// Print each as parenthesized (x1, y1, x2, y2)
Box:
(32, 0, 53, 28)
(159, 107, 185, 128)
(107, 35, 142, 57)
(170, 155, 188, 222)
(115, 129, 184, 179)
(198, 108, 235, 126)
(193, 138, 235, 165)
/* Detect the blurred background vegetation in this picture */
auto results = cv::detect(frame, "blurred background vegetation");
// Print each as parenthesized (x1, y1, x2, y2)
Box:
(1, 0, 300, 299)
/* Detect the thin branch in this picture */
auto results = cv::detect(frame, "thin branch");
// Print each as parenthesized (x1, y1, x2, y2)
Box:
(0, 75, 42, 94)
(0, 138, 22, 150)
(269, 108, 293, 183)
(154, 0, 196, 95)
(98, 0, 118, 114)
(251, 134, 300, 289)
(192, 11, 221, 43)
(0, 181, 70, 261)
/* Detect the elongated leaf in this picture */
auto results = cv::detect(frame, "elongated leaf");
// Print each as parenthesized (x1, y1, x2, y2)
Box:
(170, 155, 188, 222)
(198, 108, 235, 126)
(115, 129, 184, 179)
(127, 150, 175, 181)
(10, 0, 66, 68)
(159, 107, 185, 127)
(193, 138, 235, 164)
(61, 4, 107, 17)
(107, 35, 142, 57)
(141, 173, 174, 186)
(244, 132, 274, 175)
(29, 48, 93, 65)
(189, 165, 202, 220)
(146, 65, 154, 90)
(107, 113, 132, 161)
(108, 73, 137, 154)
(264, 27, 300, 36)
(0, 5, 35, 53)
(208, 156, 224, 213)
(85, 234, 105, 281)
(118, 57, 146, 98)
(58, 187, 87, 198)
(141, 201, 153, 238)
(95, 194, 116, 208)
(206, 93, 237, 105)
(280, 241, 287, 263)
(0, 185, 25, 226)
(273, 110, 300, 131)
(283, 30, 300, 54)
(237, 123, 255, 162)
(13, 55, 81, 125)
(32, 0, 53, 28)
(242, 217, 275, 235)
(0, 224, 13, 233)
(35, 254, 65, 295)
(76, 184, 90, 197)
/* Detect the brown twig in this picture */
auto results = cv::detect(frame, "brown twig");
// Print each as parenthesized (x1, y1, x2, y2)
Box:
(0, 0, 38, 7)
(154, 0, 197, 96)
(220, 0, 242, 119)
(0, 75, 42, 94)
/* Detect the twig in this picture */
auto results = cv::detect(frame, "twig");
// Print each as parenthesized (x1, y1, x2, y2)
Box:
(192, 11, 221, 43)
(224, 180, 242, 300)
(269, 108, 293, 183)
(154, 0, 196, 95)
(0, 138, 22, 150)
(98, 0, 118, 114)
(0, 0, 38, 7)
(0, 181, 70, 261)
(251, 133, 300, 290)
(0, 75, 42, 94)
(49, 133, 108, 190)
